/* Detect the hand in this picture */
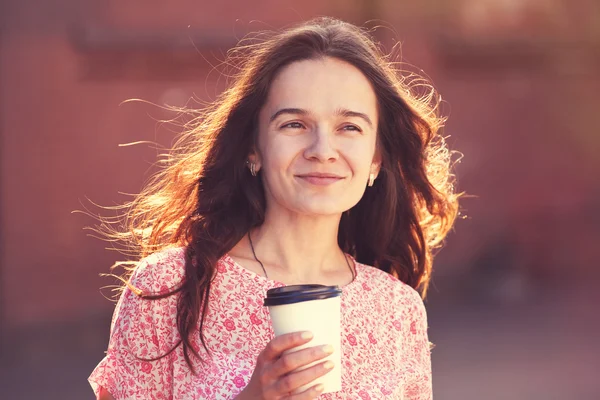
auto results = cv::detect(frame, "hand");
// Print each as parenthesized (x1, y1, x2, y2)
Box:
(237, 331, 335, 400)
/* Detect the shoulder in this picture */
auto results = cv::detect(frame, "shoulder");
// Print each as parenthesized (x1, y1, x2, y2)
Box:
(130, 246, 187, 294)
(110, 247, 186, 354)
(356, 262, 426, 312)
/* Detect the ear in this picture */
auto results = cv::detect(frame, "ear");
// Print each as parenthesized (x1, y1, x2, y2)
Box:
(371, 151, 382, 178)
(247, 149, 262, 172)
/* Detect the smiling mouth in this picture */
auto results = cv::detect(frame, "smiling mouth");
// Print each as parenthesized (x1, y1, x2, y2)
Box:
(296, 174, 344, 186)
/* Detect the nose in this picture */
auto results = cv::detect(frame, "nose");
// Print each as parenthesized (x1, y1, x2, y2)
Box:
(303, 127, 339, 163)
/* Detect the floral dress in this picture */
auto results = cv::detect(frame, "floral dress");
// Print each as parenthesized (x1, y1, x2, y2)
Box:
(89, 247, 432, 399)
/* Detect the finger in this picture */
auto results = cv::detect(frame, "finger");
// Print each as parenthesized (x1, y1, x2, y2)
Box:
(286, 383, 325, 400)
(273, 344, 334, 376)
(261, 331, 314, 363)
(273, 360, 335, 395)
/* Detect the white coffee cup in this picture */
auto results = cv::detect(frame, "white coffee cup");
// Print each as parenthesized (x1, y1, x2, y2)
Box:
(264, 285, 343, 394)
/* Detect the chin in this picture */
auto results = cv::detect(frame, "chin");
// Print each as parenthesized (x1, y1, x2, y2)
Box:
(294, 200, 357, 217)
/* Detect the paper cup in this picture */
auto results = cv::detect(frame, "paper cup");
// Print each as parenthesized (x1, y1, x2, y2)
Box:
(264, 285, 342, 394)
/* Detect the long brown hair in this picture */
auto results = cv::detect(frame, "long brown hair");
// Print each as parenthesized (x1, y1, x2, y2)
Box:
(100, 17, 460, 371)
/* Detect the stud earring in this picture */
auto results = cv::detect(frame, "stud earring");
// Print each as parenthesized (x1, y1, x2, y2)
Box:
(368, 173, 376, 187)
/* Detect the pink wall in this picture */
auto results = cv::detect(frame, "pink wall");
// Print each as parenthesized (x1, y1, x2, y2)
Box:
(1, 1, 599, 397)
(2, 0, 599, 328)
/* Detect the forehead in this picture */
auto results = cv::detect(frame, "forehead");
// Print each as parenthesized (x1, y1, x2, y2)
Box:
(261, 57, 378, 121)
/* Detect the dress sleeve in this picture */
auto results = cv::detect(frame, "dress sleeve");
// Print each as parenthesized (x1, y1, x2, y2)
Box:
(88, 256, 178, 400)
(402, 289, 433, 400)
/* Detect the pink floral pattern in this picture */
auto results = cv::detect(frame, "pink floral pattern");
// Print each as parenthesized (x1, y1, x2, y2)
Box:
(89, 247, 432, 399)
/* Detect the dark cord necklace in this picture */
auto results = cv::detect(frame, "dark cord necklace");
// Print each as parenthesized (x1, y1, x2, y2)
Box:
(247, 230, 356, 282)
(248, 230, 269, 279)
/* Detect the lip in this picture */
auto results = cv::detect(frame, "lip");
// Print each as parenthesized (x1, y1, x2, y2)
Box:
(297, 172, 344, 178)
(296, 173, 344, 186)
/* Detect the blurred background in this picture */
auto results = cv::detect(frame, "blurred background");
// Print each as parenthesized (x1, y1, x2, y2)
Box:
(1, 0, 599, 399)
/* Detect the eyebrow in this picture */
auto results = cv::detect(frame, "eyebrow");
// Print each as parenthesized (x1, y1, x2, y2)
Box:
(269, 107, 374, 128)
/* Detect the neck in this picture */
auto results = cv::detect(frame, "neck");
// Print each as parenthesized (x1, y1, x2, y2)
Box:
(249, 208, 346, 282)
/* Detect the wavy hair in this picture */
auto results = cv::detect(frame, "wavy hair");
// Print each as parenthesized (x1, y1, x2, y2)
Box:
(97, 17, 461, 372)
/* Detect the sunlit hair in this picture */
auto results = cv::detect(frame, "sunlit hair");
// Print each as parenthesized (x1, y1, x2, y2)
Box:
(95, 17, 461, 371)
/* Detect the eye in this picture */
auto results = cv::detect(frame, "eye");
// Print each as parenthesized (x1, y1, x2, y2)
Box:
(281, 122, 305, 129)
(342, 125, 362, 133)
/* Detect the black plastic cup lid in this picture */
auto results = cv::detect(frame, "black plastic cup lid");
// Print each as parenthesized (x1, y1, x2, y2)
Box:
(263, 284, 342, 306)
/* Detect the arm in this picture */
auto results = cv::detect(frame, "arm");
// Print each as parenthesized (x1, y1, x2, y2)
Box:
(97, 387, 115, 400)
(403, 290, 433, 400)
(88, 255, 176, 399)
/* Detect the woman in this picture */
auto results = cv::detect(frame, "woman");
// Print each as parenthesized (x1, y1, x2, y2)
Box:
(90, 17, 459, 399)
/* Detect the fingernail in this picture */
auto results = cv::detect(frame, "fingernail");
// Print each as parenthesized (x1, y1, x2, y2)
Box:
(314, 384, 324, 392)
(324, 361, 334, 369)
(321, 344, 334, 354)
(301, 331, 314, 340)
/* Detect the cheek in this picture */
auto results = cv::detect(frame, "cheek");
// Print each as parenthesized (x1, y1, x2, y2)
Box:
(262, 136, 302, 171)
(345, 141, 377, 175)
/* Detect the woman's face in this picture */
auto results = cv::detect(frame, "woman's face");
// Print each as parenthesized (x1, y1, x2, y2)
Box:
(253, 56, 380, 217)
